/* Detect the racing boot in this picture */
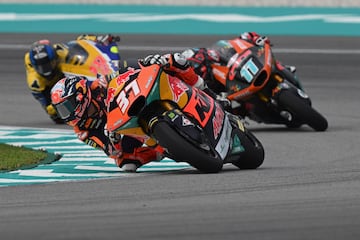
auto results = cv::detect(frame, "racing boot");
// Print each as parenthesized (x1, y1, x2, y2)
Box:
(285, 65, 296, 74)
(276, 61, 296, 74)
(278, 62, 303, 90)
(115, 147, 164, 172)
(202, 87, 231, 111)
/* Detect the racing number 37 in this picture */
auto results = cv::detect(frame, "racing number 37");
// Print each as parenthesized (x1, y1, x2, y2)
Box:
(116, 80, 140, 113)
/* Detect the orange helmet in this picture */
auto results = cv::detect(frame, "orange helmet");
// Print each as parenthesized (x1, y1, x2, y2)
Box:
(50, 76, 93, 126)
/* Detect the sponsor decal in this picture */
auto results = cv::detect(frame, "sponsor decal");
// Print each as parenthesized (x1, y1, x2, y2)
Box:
(116, 67, 140, 86)
(167, 111, 176, 120)
(266, 48, 272, 67)
(212, 67, 227, 80)
(145, 75, 153, 88)
(233, 38, 249, 50)
(30, 79, 40, 90)
(106, 87, 116, 106)
(90, 55, 111, 75)
(167, 111, 180, 123)
(234, 89, 251, 100)
(215, 115, 232, 160)
(212, 104, 224, 139)
(182, 116, 194, 127)
(169, 75, 189, 101)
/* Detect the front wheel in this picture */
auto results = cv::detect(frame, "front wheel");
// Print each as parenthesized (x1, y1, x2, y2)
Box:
(228, 127, 265, 169)
(152, 121, 223, 173)
(278, 90, 328, 131)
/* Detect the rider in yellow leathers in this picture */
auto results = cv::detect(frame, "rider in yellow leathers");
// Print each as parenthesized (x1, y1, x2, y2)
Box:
(24, 34, 120, 123)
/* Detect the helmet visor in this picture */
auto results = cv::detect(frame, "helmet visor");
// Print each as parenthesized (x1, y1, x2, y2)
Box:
(34, 59, 56, 77)
(53, 95, 78, 120)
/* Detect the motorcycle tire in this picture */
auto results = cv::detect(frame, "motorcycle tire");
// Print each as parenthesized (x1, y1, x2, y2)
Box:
(278, 90, 328, 131)
(152, 121, 223, 173)
(229, 128, 265, 169)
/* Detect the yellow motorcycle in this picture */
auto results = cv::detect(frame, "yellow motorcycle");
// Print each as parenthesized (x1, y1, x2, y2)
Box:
(58, 38, 121, 80)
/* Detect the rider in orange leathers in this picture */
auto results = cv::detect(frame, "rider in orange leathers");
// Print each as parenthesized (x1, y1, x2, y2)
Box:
(50, 54, 212, 172)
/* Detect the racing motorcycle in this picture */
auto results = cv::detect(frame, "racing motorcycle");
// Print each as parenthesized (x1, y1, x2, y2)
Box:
(106, 64, 265, 173)
(57, 37, 121, 79)
(195, 39, 328, 131)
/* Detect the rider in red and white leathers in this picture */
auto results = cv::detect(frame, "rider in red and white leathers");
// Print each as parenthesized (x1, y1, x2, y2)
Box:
(141, 32, 298, 115)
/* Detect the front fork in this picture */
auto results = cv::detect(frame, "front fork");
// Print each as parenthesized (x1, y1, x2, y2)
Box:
(223, 113, 248, 163)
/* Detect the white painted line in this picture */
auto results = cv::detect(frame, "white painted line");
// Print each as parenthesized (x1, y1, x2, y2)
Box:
(35, 145, 95, 149)
(1, 43, 360, 55)
(60, 152, 107, 156)
(17, 169, 125, 177)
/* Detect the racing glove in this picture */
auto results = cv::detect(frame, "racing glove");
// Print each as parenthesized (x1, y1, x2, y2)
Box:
(96, 34, 121, 45)
(140, 54, 170, 67)
(77, 34, 120, 45)
(46, 104, 64, 124)
(240, 32, 270, 46)
(141, 53, 206, 87)
(140, 53, 229, 109)
(141, 53, 190, 70)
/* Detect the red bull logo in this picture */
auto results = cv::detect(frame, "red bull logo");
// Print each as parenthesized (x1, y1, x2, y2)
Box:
(89, 56, 112, 75)
(106, 87, 116, 106)
(169, 75, 188, 101)
(116, 67, 140, 86)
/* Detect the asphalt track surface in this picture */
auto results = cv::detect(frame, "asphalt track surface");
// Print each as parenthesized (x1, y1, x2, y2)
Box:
(1, 33, 360, 240)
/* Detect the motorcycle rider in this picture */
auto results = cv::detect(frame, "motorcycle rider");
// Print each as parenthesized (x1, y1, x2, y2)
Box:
(141, 32, 298, 116)
(140, 50, 231, 108)
(25, 34, 120, 124)
(50, 56, 213, 172)
(50, 74, 163, 172)
(49, 33, 271, 172)
(181, 32, 297, 83)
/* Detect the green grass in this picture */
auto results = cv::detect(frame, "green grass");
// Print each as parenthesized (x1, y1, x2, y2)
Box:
(0, 143, 49, 172)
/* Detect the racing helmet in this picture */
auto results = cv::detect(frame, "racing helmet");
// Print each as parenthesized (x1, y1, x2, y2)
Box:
(29, 40, 57, 77)
(51, 76, 94, 126)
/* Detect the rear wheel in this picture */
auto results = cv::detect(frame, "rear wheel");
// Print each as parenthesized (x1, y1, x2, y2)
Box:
(278, 90, 328, 131)
(152, 121, 223, 173)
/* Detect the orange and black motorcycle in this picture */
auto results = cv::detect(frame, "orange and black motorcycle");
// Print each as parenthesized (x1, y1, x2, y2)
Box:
(188, 38, 328, 131)
(106, 64, 264, 173)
